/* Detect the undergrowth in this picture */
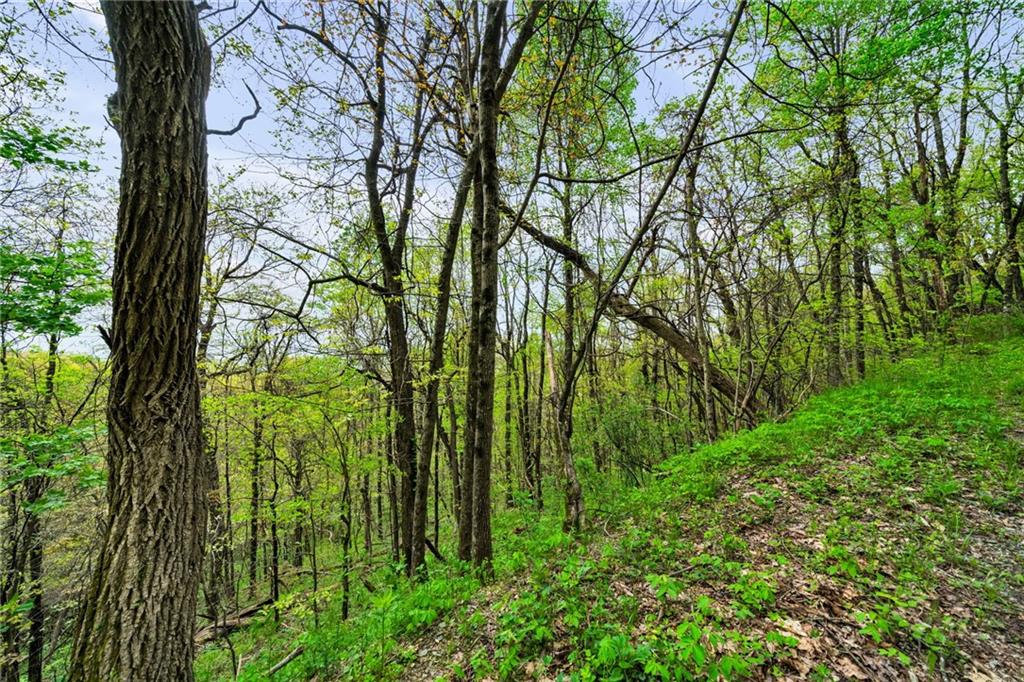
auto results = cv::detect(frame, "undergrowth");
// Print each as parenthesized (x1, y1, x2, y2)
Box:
(196, 314, 1024, 681)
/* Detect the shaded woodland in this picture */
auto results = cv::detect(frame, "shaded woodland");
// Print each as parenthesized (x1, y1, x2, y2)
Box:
(1, 0, 1023, 679)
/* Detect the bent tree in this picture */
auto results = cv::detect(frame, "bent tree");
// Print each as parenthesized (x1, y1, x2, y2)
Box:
(69, 2, 210, 680)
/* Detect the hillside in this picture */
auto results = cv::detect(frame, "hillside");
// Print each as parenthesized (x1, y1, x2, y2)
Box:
(196, 317, 1024, 681)
(12, 3, 1024, 680)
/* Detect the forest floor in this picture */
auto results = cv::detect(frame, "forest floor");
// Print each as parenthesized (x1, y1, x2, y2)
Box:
(195, 316, 1024, 681)
(399, 319, 1024, 682)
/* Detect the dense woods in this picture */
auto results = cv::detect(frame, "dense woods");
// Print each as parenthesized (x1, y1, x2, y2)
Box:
(1, 0, 1023, 680)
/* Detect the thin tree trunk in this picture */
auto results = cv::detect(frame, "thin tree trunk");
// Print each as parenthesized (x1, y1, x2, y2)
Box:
(361, 473, 373, 555)
(24, 331, 58, 682)
(248, 400, 262, 597)
(545, 333, 583, 532)
(503, 351, 515, 508)
(534, 265, 551, 509)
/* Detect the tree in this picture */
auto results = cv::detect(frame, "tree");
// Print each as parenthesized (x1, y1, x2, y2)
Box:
(69, 2, 210, 679)
(0, 232, 106, 682)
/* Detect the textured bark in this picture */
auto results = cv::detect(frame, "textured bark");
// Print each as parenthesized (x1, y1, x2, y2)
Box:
(458, 163, 483, 563)
(469, 1, 506, 571)
(69, 3, 209, 679)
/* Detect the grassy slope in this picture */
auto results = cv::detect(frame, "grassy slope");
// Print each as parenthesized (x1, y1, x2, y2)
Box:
(197, 316, 1024, 681)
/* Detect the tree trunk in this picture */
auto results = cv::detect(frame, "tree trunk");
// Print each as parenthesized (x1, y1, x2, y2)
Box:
(997, 126, 1023, 301)
(248, 402, 262, 597)
(360, 473, 373, 555)
(469, 1, 506, 572)
(503, 351, 515, 508)
(546, 333, 583, 532)
(70, 3, 209, 679)
(533, 265, 551, 509)
(410, 150, 476, 576)
(361, 14, 424, 573)
(912, 106, 948, 317)
(269, 432, 280, 621)
(459, 162, 483, 563)
(24, 503, 42, 682)
(826, 111, 849, 386)
(24, 331, 59, 682)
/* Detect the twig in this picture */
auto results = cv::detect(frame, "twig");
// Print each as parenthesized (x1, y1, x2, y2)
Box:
(208, 82, 261, 136)
(267, 645, 304, 676)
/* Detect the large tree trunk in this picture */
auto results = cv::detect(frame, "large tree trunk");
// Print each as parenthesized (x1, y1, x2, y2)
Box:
(458, 163, 483, 563)
(69, 3, 209, 679)
(468, 0, 506, 572)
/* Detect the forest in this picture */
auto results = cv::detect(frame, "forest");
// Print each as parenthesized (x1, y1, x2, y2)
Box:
(1, 0, 1023, 680)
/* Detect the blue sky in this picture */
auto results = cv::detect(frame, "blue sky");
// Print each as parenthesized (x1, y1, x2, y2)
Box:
(39, 0, 719, 182)
(19, 0, 731, 355)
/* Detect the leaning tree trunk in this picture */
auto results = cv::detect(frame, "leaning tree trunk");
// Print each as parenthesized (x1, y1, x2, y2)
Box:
(69, 3, 210, 680)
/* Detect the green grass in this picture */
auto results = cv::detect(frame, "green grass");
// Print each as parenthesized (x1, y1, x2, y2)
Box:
(196, 315, 1024, 681)
(194, 501, 571, 681)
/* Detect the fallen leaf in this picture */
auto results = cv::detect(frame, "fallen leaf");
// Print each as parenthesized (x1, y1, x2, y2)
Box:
(836, 656, 870, 680)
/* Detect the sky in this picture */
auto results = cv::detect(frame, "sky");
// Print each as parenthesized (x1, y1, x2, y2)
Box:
(36, 0, 719, 179)
(14, 0, 731, 355)
(34, 1, 281, 182)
